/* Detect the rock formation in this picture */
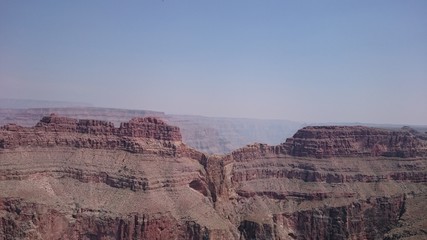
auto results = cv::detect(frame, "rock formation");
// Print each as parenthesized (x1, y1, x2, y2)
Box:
(283, 126, 427, 158)
(0, 107, 302, 154)
(0, 115, 426, 239)
(0, 114, 186, 156)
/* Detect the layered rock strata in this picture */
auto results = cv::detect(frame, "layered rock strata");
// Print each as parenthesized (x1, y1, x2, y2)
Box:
(0, 114, 192, 158)
(283, 126, 427, 158)
(0, 116, 426, 239)
(0, 107, 303, 154)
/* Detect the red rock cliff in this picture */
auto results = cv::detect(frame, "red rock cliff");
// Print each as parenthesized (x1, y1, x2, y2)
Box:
(1, 119, 426, 240)
(0, 114, 183, 155)
(283, 126, 427, 158)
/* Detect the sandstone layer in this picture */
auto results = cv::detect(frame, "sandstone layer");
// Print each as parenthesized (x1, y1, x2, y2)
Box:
(283, 126, 427, 158)
(0, 115, 426, 239)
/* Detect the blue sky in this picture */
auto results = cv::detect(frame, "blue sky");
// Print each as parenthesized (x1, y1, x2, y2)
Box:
(1, 1, 426, 124)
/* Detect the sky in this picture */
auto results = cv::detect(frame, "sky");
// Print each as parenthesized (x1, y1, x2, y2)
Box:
(0, 1, 426, 125)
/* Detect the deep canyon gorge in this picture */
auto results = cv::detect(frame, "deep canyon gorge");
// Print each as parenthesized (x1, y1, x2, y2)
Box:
(0, 114, 426, 239)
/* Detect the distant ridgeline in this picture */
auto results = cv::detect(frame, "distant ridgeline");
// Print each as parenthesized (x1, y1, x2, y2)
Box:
(0, 107, 302, 154)
(1, 114, 426, 159)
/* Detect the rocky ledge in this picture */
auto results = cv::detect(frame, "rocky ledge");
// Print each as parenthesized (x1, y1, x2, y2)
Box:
(283, 126, 427, 158)
(0, 114, 189, 157)
(34, 113, 182, 140)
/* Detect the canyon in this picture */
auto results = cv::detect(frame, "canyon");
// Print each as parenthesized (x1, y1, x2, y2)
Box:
(0, 107, 302, 154)
(0, 114, 426, 239)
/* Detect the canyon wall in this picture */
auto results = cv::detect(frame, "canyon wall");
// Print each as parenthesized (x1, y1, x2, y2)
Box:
(0, 115, 426, 239)
(283, 126, 427, 158)
(0, 107, 302, 154)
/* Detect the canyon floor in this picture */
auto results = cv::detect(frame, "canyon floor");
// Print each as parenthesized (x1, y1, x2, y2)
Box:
(0, 114, 426, 239)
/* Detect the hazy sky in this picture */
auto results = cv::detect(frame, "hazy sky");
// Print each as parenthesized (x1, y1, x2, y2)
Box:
(1, 1, 426, 124)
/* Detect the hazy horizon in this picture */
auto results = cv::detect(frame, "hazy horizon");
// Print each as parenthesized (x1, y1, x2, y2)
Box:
(1, 1, 426, 125)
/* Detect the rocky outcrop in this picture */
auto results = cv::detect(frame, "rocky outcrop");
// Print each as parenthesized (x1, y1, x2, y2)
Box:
(32, 114, 182, 141)
(282, 195, 406, 240)
(0, 107, 165, 127)
(227, 126, 427, 161)
(0, 107, 302, 154)
(0, 114, 185, 157)
(283, 126, 427, 158)
(0, 115, 233, 239)
(0, 198, 215, 240)
(206, 126, 427, 239)
(1, 116, 426, 240)
(115, 117, 181, 140)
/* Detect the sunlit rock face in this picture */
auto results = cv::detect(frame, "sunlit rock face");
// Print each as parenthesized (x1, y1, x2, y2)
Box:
(283, 126, 427, 158)
(1, 115, 426, 239)
(0, 107, 302, 154)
